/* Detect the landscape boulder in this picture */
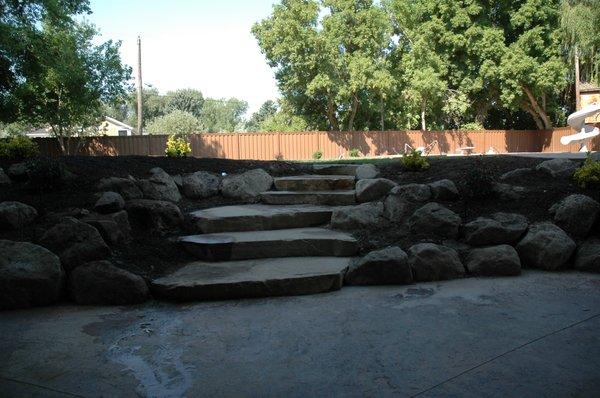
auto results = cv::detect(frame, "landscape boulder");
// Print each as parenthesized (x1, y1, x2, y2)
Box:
(40, 217, 111, 271)
(535, 158, 577, 178)
(94, 191, 125, 214)
(574, 239, 600, 273)
(138, 167, 181, 202)
(428, 179, 459, 201)
(0, 201, 37, 230)
(463, 212, 528, 246)
(499, 168, 537, 182)
(82, 210, 131, 245)
(345, 246, 412, 285)
(549, 194, 600, 237)
(408, 243, 464, 281)
(0, 167, 10, 185)
(0, 240, 64, 310)
(390, 183, 431, 202)
(125, 199, 183, 231)
(182, 171, 220, 199)
(7, 162, 28, 181)
(493, 183, 526, 201)
(355, 164, 379, 180)
(383, 194, 411, 222)
(96, 176, 143, 200)
(331, 202, 383, 230)
(465, 245, 521, 276)
(408, 202, 461, 239)
(516, 222, 576, 270)
(220, 169, 273, 200)
(355, 178, 397, 203)
(69, 260, 148, 305)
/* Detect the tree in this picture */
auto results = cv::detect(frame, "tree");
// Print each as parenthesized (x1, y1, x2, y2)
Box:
(165, 88, 204, 117)
(246, 100, 278, 131)
(146, 110, 201, 136)
(200, 98, 248, 132)
(127, 86, 167, 131)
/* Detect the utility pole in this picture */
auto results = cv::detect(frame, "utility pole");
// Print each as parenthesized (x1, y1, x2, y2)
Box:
(575, 46, 581, 111)
(137, 36, 143, 135)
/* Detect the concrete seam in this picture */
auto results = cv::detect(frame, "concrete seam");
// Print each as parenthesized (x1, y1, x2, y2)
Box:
(0, 375, 86, 398)
(410, 312, 600, 397)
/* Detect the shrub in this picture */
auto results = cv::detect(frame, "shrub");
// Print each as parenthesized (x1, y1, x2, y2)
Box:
(349, 148, 360, 158)
(401, 149, 430, 171)
(574, 154, 600, 188)
(147, 110, 201, 136)
(312, 150, 323, 160)
(165, 135, 192, 157)
(26, 157, 68, 192)
(465, 162, 495, 199)
(0, 135, 39, 159)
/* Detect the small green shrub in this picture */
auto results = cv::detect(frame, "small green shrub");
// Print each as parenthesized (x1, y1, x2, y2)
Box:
(26, 157, 68, 192)
(312, 150, 323, 160)
(0, 135, 39, 159)
(574, 154, 600, 188)
(349, 148, 360, 158)
(165, 135, 191, 157)
(402, 150, 430, 171)
(465, 163, 495, 199)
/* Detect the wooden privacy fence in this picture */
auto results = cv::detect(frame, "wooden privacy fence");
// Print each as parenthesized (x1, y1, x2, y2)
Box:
(33, 128, 599, 160)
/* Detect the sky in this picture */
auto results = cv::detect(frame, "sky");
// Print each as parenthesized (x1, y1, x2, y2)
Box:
(86, 0, 280, 115)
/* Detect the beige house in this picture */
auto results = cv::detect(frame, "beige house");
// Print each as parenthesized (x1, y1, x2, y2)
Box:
(98, 117, 135, 136)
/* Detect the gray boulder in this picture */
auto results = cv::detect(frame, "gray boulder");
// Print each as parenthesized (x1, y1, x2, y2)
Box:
(331, 202, 383, 230)
(516, 222, 576, 270)
(465, 245, 521, 276)
(383, 194, 411, 222)
(0, 201, 37, 230)
(220, 169, 273, 200)
(96, 176, 142, 200)
(40, 217, 111, 271)
(355, 164, 379, 180)
(69, 261, 148, 305)
(0, 240, 64, 310)
(463, 212, 528, 246)
(390, 183, 431, 202)
(138, 167, 181, 202)
(0, 167, 10, 185)
(355, 178, 397, 203)
(536, 158, 577, 178)
(82, 210, 131, 245)
(574, 239, 600, 273)
(428, 179, 459, 201)
(493, 183, 526, 201)
(408, 243, 464, 281)
(500, 168, 537, 182)
(182, 171, 220, 199)
(408, 202, 461, 239)
(549, 194, 600, 237)
(7, 162, 28, 181)
(125, 199, 183, 231)
(345, 246, 412, 285)
(94, 191, 125, 214)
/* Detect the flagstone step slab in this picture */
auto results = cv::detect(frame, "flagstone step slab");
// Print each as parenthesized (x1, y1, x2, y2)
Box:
(313, 164, 361, 175)
(179, 227, 358, 261)
(261, 190, 356, 206)
(273, 175, 355, 191)
(151, 256, 353, 301)
(188, 204, 338, 233)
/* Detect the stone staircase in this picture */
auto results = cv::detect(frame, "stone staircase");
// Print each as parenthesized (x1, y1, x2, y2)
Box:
(151, 165, 363, 302)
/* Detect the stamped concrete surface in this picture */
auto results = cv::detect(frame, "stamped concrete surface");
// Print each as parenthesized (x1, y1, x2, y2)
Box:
(1, 271, 599, 398)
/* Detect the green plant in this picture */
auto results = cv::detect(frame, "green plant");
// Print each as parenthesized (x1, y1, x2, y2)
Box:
(574, 154, 600, 188)
(165, 135, 192, 157)
(349, 148, 360, 158)
(312, 150, 323, 160)
(401, 149, 430, 171)
(0, 135, 39, 159)
(465, 164, 495, 199)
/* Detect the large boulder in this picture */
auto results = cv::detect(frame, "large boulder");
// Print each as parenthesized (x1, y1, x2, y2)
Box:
(138, 167, 181, 202)
(408, 243, 464, 281)
(535, 158, 577, 178)
(0, 167, 11, 185)
(428, 179, 459, 201)
(69, 261, 148, 305)
(516, 222, 576, 270)
(549, 194, 600, 237)
(182, 171, 220, 199)
(82, 210, 131, 245)
(39, 217, 110, 271)
(331, 202, 383, 230)
(500, 168, 537, 182)
(220, 169, 273, 200)
(355, 178, 397, 203)
(574, 239, 600, 273)
(493, 183, 526, 201)
(345, 246, 412, 285)
(463, 212, 528, 246)
(383, 194, 410, 222)
(96, 176, 143, 200)
(0, 240, 64, 309)
(465, 245, 521, 276)
(7, 162, 28, 182)
(355, 164, 379, 180)
(125, 199, 183, 231)
(94, 191, 125, 214)
(408, 202, 461, 239)
(390, 184, 431, 202)
(0, 201, 37, 230)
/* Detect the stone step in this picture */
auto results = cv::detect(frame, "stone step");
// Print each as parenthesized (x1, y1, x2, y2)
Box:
(313, 164, 360, 175)
(274, 175, 355, 191)
(151, 257, 353, 301)
(188, 204, 338, 233)
(179, 227, 358, 261)
(261, 190, 356, 206)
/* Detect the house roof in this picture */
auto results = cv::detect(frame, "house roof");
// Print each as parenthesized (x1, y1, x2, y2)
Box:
(105, 116, 134, 130)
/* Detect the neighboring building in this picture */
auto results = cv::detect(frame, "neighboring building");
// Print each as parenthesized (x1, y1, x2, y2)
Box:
(98, 117, 135, 136)
(580, 83, 600, 124)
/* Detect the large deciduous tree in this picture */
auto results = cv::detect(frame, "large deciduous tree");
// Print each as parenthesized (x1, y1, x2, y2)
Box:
(165, 88, 204, 118)
(200, 98, 248, 132)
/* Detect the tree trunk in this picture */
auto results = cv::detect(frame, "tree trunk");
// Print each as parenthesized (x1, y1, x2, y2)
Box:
(380, 95, 385, 131)
(575, 46, 581, 111)
(522, 86, 552, 129)
(347, 94, 359, 131)
(522, 102, 545, 130)
(421, 99, 427, 131)
(327, 98, 340, 131)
